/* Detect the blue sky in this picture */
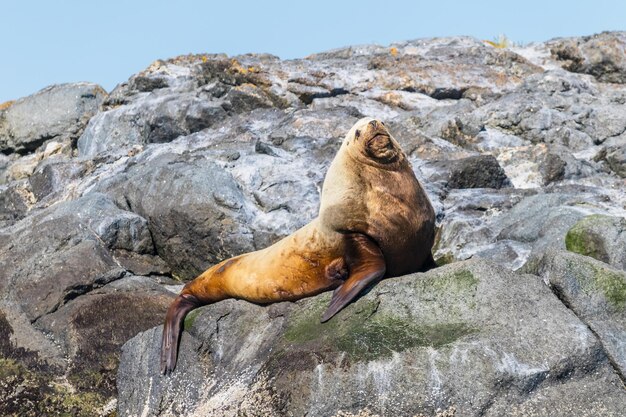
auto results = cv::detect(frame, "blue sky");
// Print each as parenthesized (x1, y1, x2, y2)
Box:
(1, 0, 624, 103)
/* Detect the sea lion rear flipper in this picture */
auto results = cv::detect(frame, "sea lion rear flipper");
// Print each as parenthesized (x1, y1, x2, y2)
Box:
(160, 293, 200, 375)
(321, 234, 386, 322)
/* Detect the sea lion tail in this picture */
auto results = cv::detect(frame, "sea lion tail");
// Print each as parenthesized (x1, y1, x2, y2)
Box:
(160, 293, 200, 375)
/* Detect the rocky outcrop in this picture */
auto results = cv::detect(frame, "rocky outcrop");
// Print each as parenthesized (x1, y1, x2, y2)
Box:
(0, 83, 106, 154)
(0, 33, 625, 415)
(117, 260, 626, 416)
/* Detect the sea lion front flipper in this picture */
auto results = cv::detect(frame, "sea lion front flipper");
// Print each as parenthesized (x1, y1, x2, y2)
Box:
(160, 293, 200, 375)
(321, 234, 386, 322)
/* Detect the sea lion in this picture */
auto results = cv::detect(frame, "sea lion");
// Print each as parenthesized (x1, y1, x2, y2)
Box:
(160, 117, 436, 374)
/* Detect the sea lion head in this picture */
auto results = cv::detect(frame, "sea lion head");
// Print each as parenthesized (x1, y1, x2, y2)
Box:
(343, 117, 406, 169)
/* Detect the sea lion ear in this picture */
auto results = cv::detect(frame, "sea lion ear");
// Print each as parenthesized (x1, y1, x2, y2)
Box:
(321, 234, 386, 322)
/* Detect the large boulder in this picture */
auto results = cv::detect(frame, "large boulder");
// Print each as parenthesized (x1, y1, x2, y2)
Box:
(524, 249, 626, 377)
(0, 276, 173, 417)
(117, 260, 626, 416)
(0, 83, 106, 154)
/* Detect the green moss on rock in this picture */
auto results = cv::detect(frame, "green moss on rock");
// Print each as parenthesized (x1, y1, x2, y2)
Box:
(0, 357, 112, 417)
(565, 215, 610, 262)
(284, 295, 475, 361)
(422, 269, 479, 297)
(184, 309, 201, 330)
(435, 252, 456, 266)
(592, 265, 626, 309)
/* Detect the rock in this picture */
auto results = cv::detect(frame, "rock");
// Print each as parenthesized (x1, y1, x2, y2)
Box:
(77, 93, 227, 157)
(94, 152, 256, 280)
(605, 145, 626, 177)
(6, 153, 41, 181)
(0, 192, 174, 415)
(447, 155, 510, 189)
(539, 153, 567, 184)
(1, 33, 626, 416)
(565, 214, 626, 270)
(0, 181, 34, 227)
(525, 249, 626, 378)
(0, 153, 10, 184)
(432, 185, 623, 270)
(0, 276, 173, 417)
(0, 309, 107, 417)
(0, 193, 157, 322)
(0, 83, 106, 154)
(28, 157, 93, 203)
(549, 32, 626, 83)
(35, 276, 174, 398)
(117, 260, 626, 416)
(460, 69, 626, 151)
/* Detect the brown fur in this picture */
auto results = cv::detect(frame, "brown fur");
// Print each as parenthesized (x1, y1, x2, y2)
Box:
(160, 117, 436, 374)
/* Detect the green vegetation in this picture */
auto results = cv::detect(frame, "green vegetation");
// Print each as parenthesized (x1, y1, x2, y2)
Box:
(592, 265, 626, 309)
(484, 34, 514, 48)
(184, 309, 202, 330)
(435, 252, 456, 266)
(565, 215, 608, 261)
(0, 357, 112, 417)
(565, 256, 626, 310)
(283, 294, 476, 361)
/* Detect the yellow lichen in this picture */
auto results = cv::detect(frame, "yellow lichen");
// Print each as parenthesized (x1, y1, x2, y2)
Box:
(390, 47, 398, 56)
(0, 100, 14, 111)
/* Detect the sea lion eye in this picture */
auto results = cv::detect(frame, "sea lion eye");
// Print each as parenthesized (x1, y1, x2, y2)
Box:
(355, 129, 361, 139)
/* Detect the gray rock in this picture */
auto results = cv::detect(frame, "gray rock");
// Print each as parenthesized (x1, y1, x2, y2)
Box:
(605, 144, 626, 177)
(2, 33, 626, 416)
(0, 191, 175, 415)
(77, 93, 227, 157)
(0, 193, 156, 321)
(0, 275, 174, 416)
(35, 275, 174, 398)
(28, 157, 93, 203)
(549, 32, 626, 83)
(117, 260, 626, 416)
(539, 153, 567, 184)
(94, 152, 256, 280)
(459, 69, 626, 151)
(419, 155, 511, 191)
(0, 153, 10, 184)
(0, 180, 34, 228)
(565, 214, 626, 270)
(0, 83, 106, 154)
(525, 249, 626, 378)
(433, 188, 616, 269)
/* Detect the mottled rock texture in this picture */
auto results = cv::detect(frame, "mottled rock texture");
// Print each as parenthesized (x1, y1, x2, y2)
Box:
(0, 33, 625, 416)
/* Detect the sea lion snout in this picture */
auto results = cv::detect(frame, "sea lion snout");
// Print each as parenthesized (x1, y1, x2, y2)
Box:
(344, 118, 403, 167)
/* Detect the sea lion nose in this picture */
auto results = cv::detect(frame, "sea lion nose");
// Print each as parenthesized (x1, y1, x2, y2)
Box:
(369, 120, 378, 128)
